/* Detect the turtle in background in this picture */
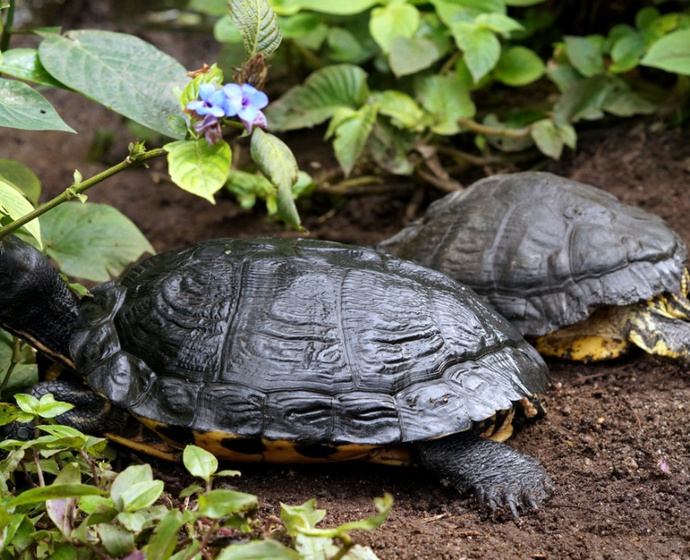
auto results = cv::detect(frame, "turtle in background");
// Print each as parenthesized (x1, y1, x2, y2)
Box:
(378, 171, 690, 364)
(0, 234, 551, 518)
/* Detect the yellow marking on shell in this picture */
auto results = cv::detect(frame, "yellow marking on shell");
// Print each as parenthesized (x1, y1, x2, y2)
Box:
(536, 332, 631, 362)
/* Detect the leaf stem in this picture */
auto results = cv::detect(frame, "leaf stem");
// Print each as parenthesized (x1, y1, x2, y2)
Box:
(0, 147, 168, 241)
(458, 118, 532, 138)
(0, 0, 15, 53)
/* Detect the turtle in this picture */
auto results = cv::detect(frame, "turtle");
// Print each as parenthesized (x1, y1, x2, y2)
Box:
(378, 171, 690, 364)
(0, 234, 551, 518)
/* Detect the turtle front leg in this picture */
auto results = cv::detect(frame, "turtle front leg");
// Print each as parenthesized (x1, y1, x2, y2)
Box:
(413, 433, 553, 519)
(16, 381, 180, 461)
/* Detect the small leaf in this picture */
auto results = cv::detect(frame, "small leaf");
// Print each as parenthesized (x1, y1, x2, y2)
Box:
(417, 74, 475, 134)
(377, 90, 425, 130)
(36, 394, 74, 418)
(228, 0, 282, 57)
(0, 177, 42, 245)
(494, 46, 545, 86)
(46, 497, 77, 537)
(165, 138, 233, 204)
(179, 64, 224, 109)
(39, 201, 154, 282)
(0, 78, 75, 133)
(216, 539, 300, 560)
(475, 13, 523, 35)
(145, 509, 195, 560)
(14, 393, 40, 415)
(117, 512, 147, 533)
(451, 22, 501, 82)
(198, 489, 257, 519)
(8, 484, 105, 508)
(610, 32, 645, 73)
(331, 104, 378, 177)
(281, 499, 326, 533)
(250, 129, 302, 230)
(265, 64, 369, 131)
(183, 445, 218, 482)
(564, 35, 604, 77)
(369, 3, 420, 54)
(111, 464, 154, 511)
(120, 480, 165, 512)
(389, 36, 440, 77)
(97, 523, 135, 557)
(641, 28, 690, 75)
(531, 119, 564, 159)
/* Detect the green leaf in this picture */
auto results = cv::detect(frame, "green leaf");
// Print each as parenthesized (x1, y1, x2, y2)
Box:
(228, 0, 282, 57)
(564, 35, 604, 77)
(279, 13, 321, 39)
(377, 90, 425, 131)
(273, 0, 378, 15)
(389, 36, 440, 77)
(330, 104, 378, 177)
(265, 64, 369, 131)
(97, 523, 135, 557)
(8, 484, 105, 508)
(190, 0, 227, 16)
(39, 202, 154, 282)
(494, 46, 545, 86)
(0, 78, 75, 133)
(0, 49, 66, 88)
(183, 445, 218, 482)
(641, 29, 690, 75)
(198, 489, 257, 519)
(35, 394, 74, 418)
(225, 169, 275, 209)
(120, 480, 165, 512)
(416, 74, 475, 134)
(214, 14, 243, 43)
(370, 3, 420, 54)
(531, 119, 564, 159)
(609, 32, 645, 73)
(0, 159, 41, 205)
(216, 539, 300, 560)
(475, 13, 523, 35)
(179, 64, 224, 109)
(250, 129, 302, 230)
(504, 0, 546, 5)
(553, 73, 611, 123)
(281, 499, 327, 533)
(165, 138, 233, 204)
(111, 465, 154, 511)
(367, 120, 416, 176)
(14, 393, 40, 414)
(451, 22, 501, 82)
(0, 177, 42, 245)
(38, 30, 188, 138)
(117, 512, 147, 533)
(146, 510, 196, 560)
(326, 27, 364, 63)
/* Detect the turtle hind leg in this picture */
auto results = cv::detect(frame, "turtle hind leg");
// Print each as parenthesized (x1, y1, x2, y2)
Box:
(413, 433, 553, 519)
(26, 380, 181, 461)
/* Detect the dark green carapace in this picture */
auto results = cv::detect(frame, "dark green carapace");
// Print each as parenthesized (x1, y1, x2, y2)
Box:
(0, 235, 551, 518)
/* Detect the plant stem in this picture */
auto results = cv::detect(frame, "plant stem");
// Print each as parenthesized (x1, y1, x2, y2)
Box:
(0, 147, 167, 240)
(0, 0, 16, 53)
(458, 118, 532, 138)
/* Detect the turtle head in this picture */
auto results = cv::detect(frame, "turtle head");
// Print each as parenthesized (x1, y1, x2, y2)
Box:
(0, 234, 79, 367)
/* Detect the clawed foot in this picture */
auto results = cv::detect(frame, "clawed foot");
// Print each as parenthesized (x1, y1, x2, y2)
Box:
(474, 470, 554, 520)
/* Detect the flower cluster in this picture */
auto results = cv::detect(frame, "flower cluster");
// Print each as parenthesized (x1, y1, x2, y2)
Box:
(186, 82, 269, 144)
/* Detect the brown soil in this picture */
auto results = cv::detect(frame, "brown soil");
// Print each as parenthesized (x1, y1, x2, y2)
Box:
(3, 13, 690, 560)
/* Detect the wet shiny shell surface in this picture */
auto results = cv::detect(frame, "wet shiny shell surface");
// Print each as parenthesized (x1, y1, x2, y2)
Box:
(69, 238, 548, 453)
(379, 172, 687, 337)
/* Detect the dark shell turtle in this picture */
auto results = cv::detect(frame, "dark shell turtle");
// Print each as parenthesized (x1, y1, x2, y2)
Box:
(0, 235, 551, 517)
(378, 172, 690, 363)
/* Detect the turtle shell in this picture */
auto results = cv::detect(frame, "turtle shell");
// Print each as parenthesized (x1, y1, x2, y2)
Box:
(378, 172, 687, 337)
(69, 238, 547, 457)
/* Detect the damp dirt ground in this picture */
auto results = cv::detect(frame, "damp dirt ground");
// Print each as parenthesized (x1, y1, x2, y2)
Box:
(3, 15, 690, 560)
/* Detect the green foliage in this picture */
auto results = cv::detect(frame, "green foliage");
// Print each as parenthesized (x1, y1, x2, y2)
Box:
(0, 394, 390, 560)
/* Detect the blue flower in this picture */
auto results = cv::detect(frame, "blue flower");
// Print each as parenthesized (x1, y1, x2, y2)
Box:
(185, 83, 227, 118)
(222, 83, 269, 133)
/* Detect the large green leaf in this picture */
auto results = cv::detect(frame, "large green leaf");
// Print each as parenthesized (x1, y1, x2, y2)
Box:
(216, 540, 299, 560)
(0, 177, 42, 245)
(451, 23, 501, 82)
(416, 74, 475, 134)
(0, 49, 67, 88)
(0, 159, 41, 205)
(494, 46, 545, 86)
(329, 104, 377, 177)
(389, 36, 440, 77)
(228, 0, 282, 57)
(265, 64, 369, 131)
(0, 78, 75, 133)
(271, 0, 378, 16)
(165, 139, 233, 204)
(39, 202, 154, 282)
(564, 36, 604, 77)
(641, 28, 690, 75)
(38, 30, 188, 138)
(369, 3, 420, 54)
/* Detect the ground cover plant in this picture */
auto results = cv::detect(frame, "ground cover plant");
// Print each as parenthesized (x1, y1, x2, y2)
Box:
(0, 0, 689, 558)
